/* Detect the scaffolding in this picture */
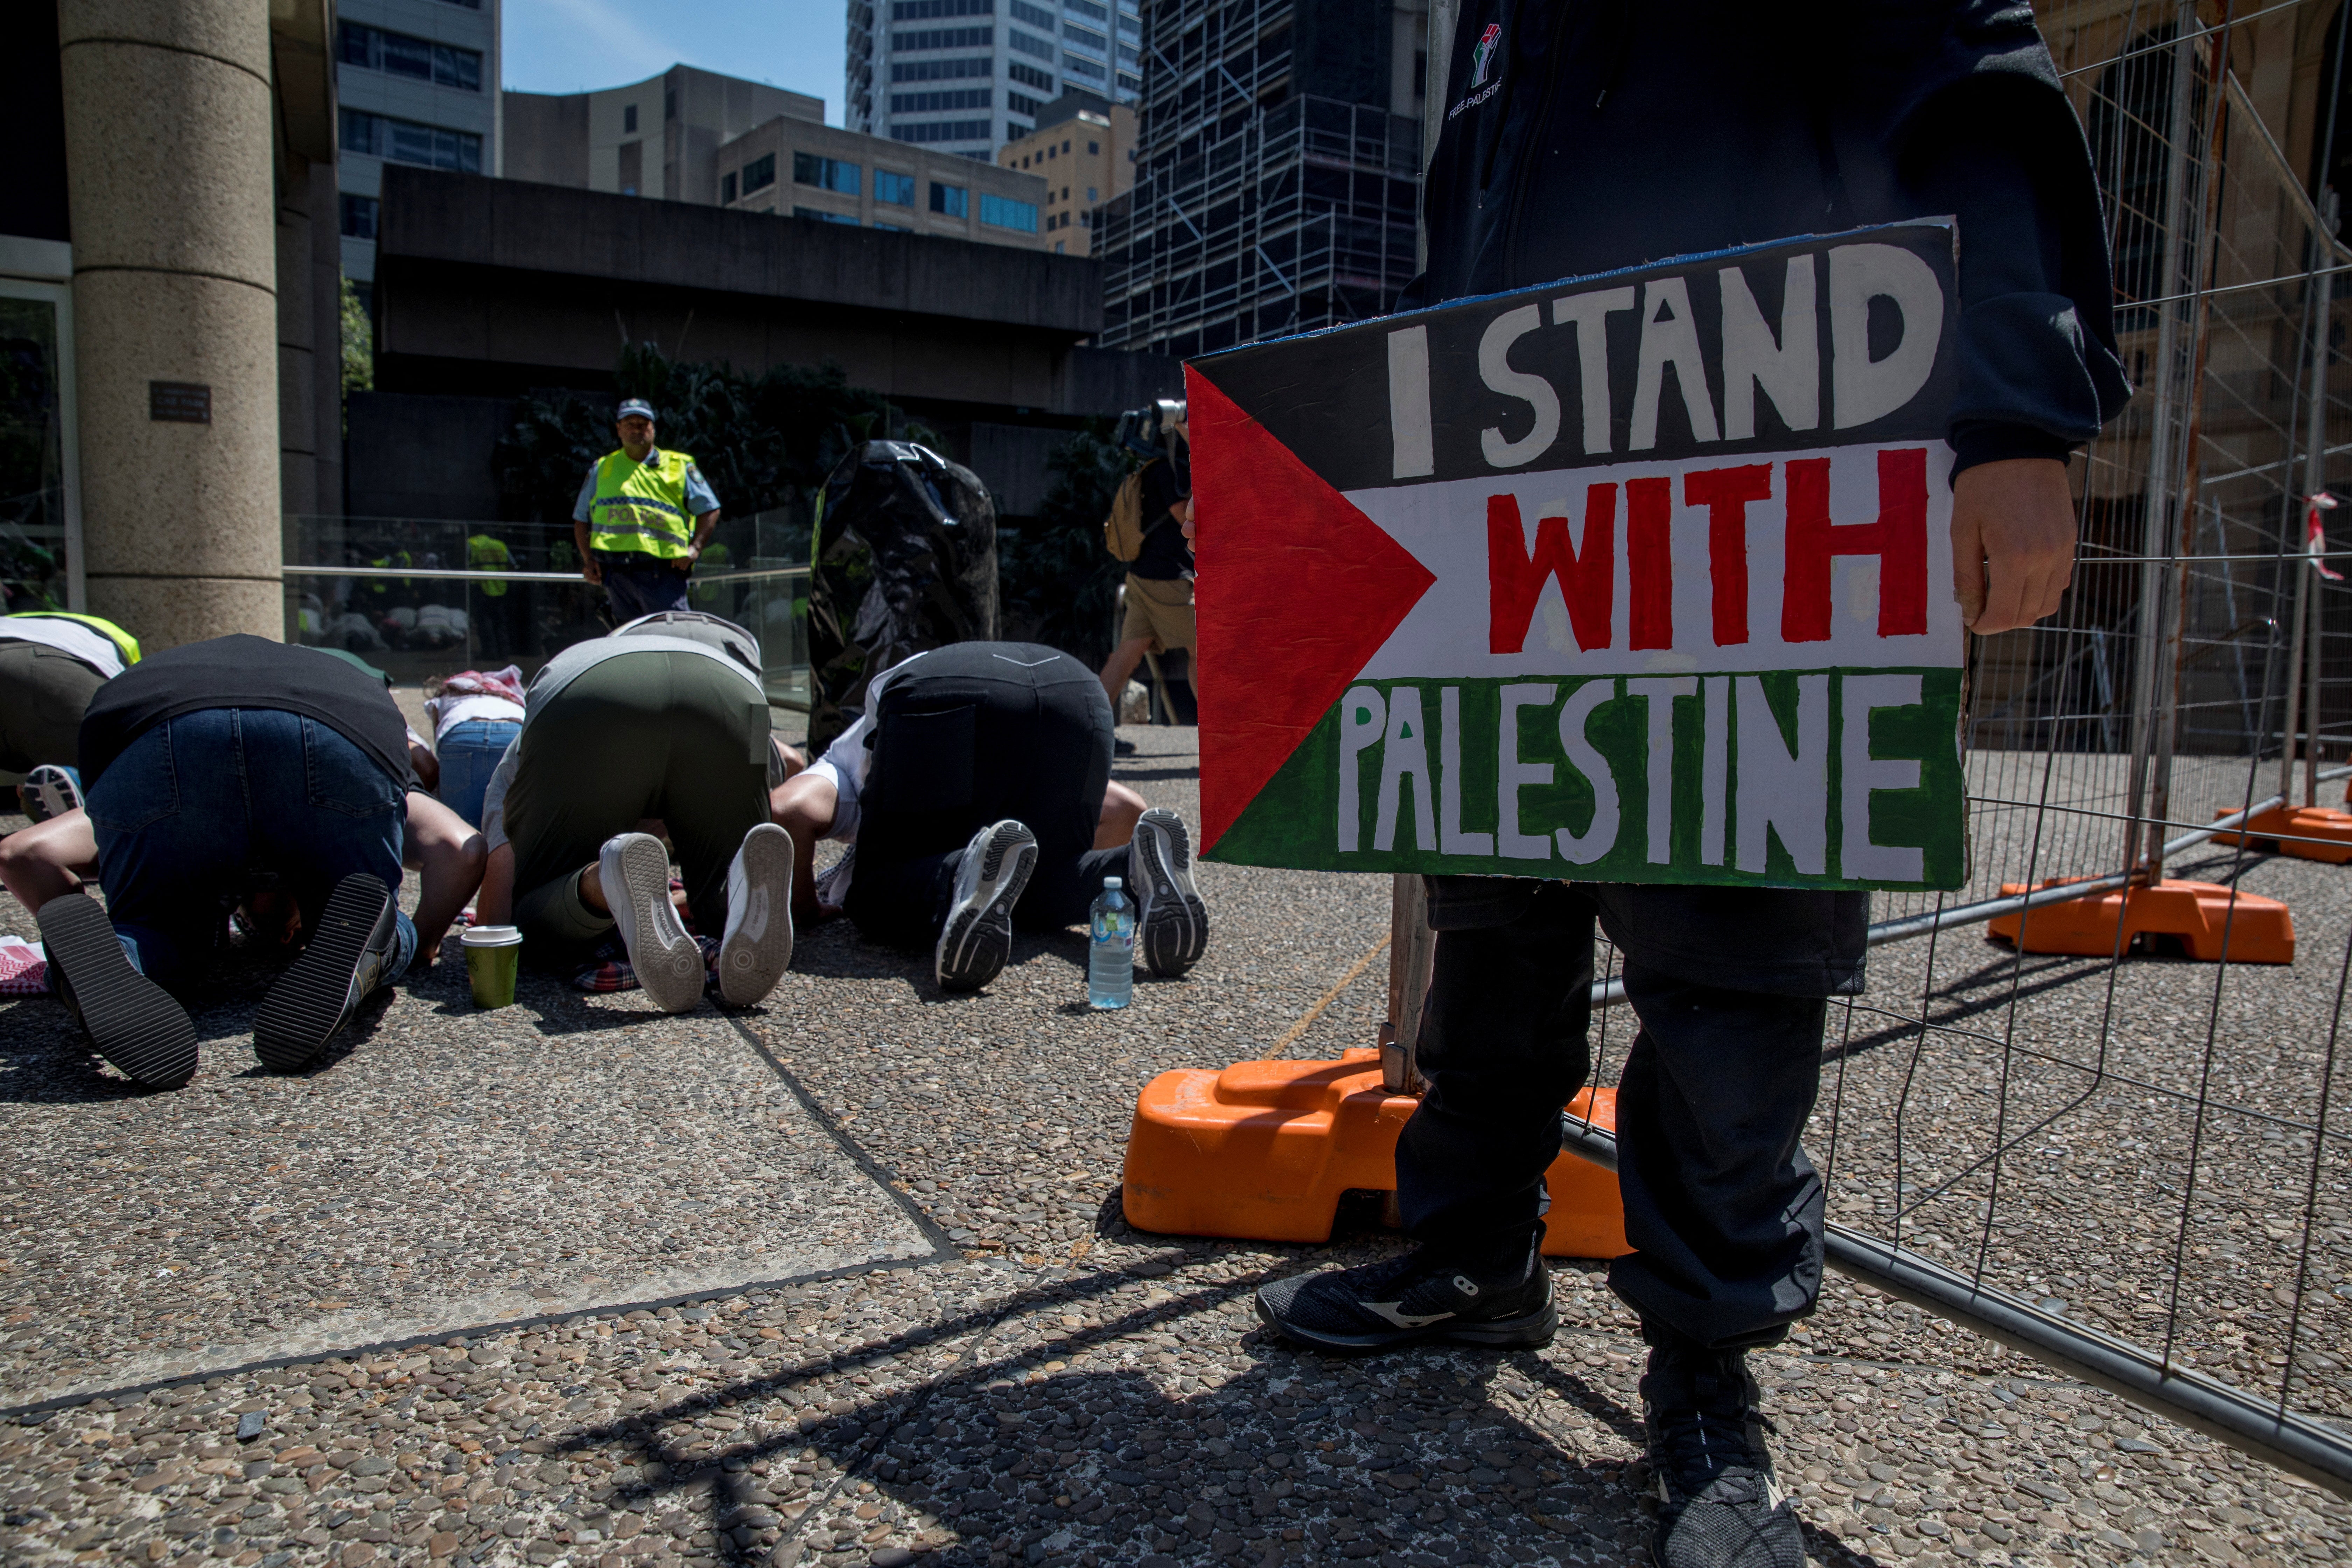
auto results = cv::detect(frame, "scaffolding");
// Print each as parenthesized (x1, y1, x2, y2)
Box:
(1097, 0, 1423, 357)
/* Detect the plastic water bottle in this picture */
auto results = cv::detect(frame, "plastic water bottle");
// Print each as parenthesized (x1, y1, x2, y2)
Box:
(1088, 876, 1135, 1010)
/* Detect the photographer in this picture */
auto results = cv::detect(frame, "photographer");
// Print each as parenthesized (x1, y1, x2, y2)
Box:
(1097, 400, 1198, 711)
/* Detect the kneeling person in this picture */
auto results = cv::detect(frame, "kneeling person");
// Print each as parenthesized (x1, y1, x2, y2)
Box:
(771, 641, 1208, 991)
(38, 636, 424, 1089)
(476, 612, 793, 1013)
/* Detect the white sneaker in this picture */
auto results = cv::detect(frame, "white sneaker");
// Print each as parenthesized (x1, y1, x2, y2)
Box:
(934, 819, 1037, 992)
(598, 832, 702, 1013)
(717, 822, 795, 1007)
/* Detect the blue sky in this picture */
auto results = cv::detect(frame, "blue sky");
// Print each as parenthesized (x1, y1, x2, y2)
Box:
(503, 0, 848, 124)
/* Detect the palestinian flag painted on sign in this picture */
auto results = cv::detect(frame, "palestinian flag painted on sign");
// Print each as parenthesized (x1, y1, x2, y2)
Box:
(1186, 219, 1969, 891)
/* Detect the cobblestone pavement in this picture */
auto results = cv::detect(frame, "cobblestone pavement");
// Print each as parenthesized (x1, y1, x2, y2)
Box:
(2, 726, 2348, 1567)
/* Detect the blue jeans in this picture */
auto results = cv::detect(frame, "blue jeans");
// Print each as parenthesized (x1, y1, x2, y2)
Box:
(86, 708, 418, 993)
(434, 718, 520, 827)
(596, 553, 691, 622)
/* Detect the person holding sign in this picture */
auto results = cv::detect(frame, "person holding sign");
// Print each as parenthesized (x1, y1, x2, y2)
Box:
(1239, 7, 2130, 1567)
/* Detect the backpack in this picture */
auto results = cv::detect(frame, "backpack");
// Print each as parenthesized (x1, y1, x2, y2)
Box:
(1103, 457, 1163, 562)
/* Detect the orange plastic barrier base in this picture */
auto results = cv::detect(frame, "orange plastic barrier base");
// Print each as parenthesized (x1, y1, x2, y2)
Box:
(2210, 805, 2352, 864)
(1121, 1047, 1631, 1259)
(1986, 878, 2295, 963)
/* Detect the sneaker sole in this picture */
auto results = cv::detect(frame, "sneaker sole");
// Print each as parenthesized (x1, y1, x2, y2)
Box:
(254, 874, 391, 1073)
(609, 835, 704, 1013)
(1133, 811, 1207, 978)
(1253, 1295, 1559, 1353)
(36, 896, 198, 1090)
(936, 824, 1037, 991)
(718, 823, 795, 1007)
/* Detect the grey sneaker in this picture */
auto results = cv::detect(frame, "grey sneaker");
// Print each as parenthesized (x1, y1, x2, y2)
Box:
(1129, 807, 1207, 977)
(934, 819, 1036, 992)
(600, 832, 702, 1013)
(1641, 1336, 1804, 1568)
(716, 822, 794, 1006)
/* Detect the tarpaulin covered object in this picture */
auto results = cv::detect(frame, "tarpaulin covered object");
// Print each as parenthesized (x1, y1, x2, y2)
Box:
(807, 441, 1000, 752)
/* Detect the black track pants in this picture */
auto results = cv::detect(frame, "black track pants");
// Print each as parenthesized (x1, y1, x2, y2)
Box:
(1396, 879, 1831, 1350)
(844, 643, 1126, 946)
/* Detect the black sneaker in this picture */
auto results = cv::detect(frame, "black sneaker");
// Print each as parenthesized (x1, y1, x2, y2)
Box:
(1640, 1335, 1804, 1568)
(254, 873, 398, 1073)
(1129, 807, 1208, 978)
(935, 820, 1037, 991)
(1254, 1242, 1556, 1352)
(36, 892, 198, 1090)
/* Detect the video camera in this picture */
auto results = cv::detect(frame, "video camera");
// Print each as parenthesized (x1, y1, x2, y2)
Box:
(1114, 398, 1187, 459)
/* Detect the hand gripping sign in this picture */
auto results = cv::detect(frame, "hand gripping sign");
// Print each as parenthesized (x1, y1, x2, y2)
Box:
(1187, 220, 1969, 890)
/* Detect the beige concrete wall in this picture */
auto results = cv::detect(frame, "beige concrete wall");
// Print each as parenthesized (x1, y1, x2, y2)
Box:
(60, 0, 284, 648)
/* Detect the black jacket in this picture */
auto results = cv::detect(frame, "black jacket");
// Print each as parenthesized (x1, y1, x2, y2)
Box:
(1405, 0, 2131, 474)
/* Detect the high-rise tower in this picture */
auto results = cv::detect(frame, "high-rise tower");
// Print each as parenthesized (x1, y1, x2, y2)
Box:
(848, 0, 1142, 162)
(1096, 0, 1427, 358)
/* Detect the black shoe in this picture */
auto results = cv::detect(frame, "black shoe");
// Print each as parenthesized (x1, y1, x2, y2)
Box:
(1113, 737, 1137, 757)
(254, 873, 398, 1073)
(934, 819, 1037, 992)
(1254, 1242, 1556, 1352)
(36, 892, 198, 1090)
(1129, 807, 1208, 978)
(1640, 1334, 1804, 1568)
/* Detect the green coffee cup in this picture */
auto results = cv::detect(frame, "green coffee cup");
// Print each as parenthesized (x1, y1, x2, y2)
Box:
(462, 924, 523, 1009)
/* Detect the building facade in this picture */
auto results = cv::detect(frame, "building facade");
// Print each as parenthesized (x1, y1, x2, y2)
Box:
(503, 66, 821, 206)
(716, 120, 1049, 249)
(995, 92, 1135, 255)
(336, 0, 502, 299)
(846, 0, 1142, 163)
(0, 0, 342, 647)
(1094, 0, 1428, 359)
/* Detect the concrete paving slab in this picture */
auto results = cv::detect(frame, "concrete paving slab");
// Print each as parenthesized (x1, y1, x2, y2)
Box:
(0, 916, 938, 1410)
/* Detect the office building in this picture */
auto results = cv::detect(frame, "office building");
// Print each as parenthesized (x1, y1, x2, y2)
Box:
(2, 0, 340, 647)
(503, 65, 821, 206)
(846, 0, 1141, 163)
(336, 0, 501, 299)
(995, 91, 1134, 256)
(715, 120, 1049, 250)
(1096, 0, 1426, 358)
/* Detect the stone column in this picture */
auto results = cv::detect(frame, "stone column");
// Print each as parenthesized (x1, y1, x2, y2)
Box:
(60, 0, 282, 649)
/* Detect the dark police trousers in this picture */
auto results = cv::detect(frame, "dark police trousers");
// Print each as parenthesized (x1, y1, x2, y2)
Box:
(1399, 877, 1866, 1350)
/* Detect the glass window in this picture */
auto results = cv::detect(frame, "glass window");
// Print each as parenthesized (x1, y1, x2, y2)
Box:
(930, 182, 969, 217)
(890, 0, 995, 17)
(979, 192, 1037, 232)
(337, 22, 481, 90)
(338, 109, 482, 173)
(793, 153, 861, 194)
(1063, 21, 1108, 54)
(891, 121, 991, 145)
(876, 170, 917, 205)
(1009, 28, 1055, 60)
(1087, 186, 1098, 201)
(1089, 141, 1099, 155)
(794, 208, 860, 225)
(890, 89, 991, 115)
(1010, 0, 1056, 28)
(665, 86, 678, 120)
(1009, 61, 1054, 91)
(721, 171, 738, 204)
(0, 287, 75, 613)
(339, 194, 380, 239)
(1064, 0, 1109, 21)
(624, 104, 638, 133)
(1063, 52, 1105, 81)
(741, 153, 777, 192)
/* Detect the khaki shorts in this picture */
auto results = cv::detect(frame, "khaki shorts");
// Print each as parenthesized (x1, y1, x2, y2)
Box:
(1121, 572, 1197, 656)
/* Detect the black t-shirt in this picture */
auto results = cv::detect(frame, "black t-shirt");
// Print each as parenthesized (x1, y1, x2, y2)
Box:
(79, 635, 416, 792)
(1130, 451, 1194, 581)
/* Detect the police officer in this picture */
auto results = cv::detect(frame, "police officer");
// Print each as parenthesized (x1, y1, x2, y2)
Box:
(570, 398, 723, 622)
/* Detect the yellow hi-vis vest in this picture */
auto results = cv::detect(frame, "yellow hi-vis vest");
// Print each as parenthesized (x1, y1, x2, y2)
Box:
(4, 611, 141, 667)
(467, 533, 512, 596)
(588, 448, 699, 560)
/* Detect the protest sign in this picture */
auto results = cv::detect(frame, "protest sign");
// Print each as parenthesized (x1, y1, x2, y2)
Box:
(1186, 219, 1967, 890)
